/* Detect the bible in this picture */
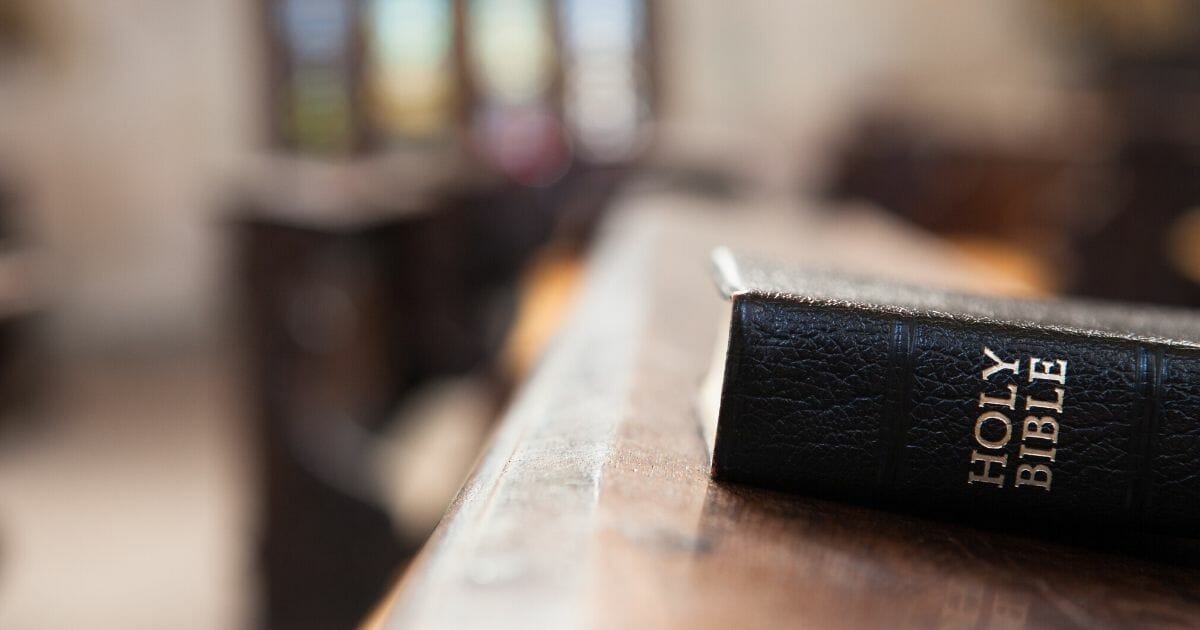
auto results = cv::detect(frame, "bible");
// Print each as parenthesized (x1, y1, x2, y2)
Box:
(703, 247, 1200, 536)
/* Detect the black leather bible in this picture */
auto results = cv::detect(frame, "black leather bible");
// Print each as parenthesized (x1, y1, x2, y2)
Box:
(704, 247, 1200, 536)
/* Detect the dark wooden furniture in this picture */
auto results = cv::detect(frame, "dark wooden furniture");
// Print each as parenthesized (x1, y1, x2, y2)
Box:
(371, 194, 1200, 629)
(234, 154, 553, 630)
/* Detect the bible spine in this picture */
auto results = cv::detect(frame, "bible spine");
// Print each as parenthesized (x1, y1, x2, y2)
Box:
(713, 294, 1200, 536)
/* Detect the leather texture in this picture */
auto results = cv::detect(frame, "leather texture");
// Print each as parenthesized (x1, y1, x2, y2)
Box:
(712, 253, 1200, 536)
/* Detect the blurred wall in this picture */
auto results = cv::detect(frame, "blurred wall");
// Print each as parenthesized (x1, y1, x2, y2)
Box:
(656, 0, 1069, 190)
(0, 0, 1064, 351)
(0, 0, 257, 352)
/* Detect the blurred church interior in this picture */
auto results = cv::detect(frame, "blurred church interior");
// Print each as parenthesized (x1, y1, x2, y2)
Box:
(0, 1, 1198, 627)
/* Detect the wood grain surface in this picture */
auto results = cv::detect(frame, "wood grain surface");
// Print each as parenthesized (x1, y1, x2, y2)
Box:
(371, 192, 1200, 630)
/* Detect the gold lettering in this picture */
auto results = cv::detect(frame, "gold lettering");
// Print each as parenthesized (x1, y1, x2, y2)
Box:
(969, 347, 1065, 492)
(982, 347, 1020, 380)
(1015, 464, 1052, 490)
(1022, 415, 1059, 443)
(1018, 444, 1057, 462)
(978, 384, 1017, 409)
(974, 411, 1013, 450)
(1024, 387, 1064, 413)
(1028, 357, 1067, 384)
(968, 450, 1008, 486)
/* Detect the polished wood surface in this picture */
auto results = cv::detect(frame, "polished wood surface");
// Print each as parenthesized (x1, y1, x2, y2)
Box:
(372, 193, 1200, 629)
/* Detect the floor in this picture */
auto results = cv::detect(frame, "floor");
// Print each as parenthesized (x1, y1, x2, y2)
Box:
(0, 348, 253, 629)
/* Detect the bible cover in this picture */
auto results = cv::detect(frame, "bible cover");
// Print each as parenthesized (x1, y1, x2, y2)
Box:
(707, 247, 1200, 536)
